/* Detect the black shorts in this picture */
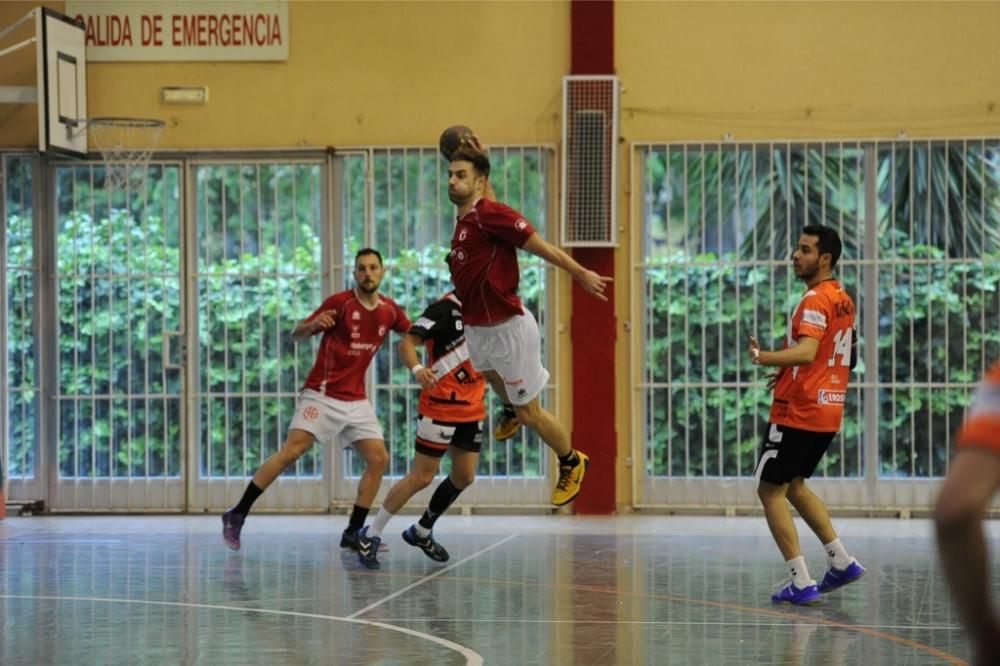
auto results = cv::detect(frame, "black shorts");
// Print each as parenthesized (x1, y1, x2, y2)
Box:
(414, 415, 483, 458)
(754, 422, 836, 485)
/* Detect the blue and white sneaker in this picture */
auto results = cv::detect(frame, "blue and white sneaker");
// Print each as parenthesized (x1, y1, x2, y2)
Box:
(771, 580, 822, 605)
(357, 526, 381, 570)
(818, 559, 866, 593)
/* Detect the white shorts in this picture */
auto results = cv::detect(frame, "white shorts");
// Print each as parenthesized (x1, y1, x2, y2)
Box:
(287, 389, 384, 447)
(465, 310, 550, 406)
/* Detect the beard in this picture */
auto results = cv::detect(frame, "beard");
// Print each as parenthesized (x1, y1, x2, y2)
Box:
(357, 279, 379, 294)
(448, 189, 465, 205)
(794, 263, 818, 282)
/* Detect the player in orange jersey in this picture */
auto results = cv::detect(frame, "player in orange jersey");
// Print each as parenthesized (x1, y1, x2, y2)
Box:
(935, 361, 1000, 666)
(748, 224, 865, 605)
(357, 289, 486, 569)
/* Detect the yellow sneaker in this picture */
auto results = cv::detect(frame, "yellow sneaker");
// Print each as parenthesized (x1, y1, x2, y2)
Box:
(494, 405, 521, 441)
(551, 451, 590, 506)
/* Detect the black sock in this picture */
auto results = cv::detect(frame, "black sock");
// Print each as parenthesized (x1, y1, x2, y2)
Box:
(233, 481, 264, 515)
(558, 450, 580, 468)
(347, 504, 369, 533)
(418, 477, 464, 530)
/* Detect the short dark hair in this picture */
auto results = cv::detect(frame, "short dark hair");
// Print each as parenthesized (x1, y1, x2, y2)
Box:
(451, 146, 491, 178)
(802, 224, 842, 269)
(355, 247, 383, 267)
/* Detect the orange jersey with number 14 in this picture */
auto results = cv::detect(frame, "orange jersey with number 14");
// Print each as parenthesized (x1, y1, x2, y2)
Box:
(769, 279, 856, 433)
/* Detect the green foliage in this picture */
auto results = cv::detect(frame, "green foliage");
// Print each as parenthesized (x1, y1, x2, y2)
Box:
(641, 142, 1000, 479)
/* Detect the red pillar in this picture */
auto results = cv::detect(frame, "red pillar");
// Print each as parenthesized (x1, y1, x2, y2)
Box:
(569, 0, 616, 515)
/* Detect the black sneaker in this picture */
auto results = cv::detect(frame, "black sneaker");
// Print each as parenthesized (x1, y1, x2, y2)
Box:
(340, 527, 360, 550)
(402, 525, 450, 562)
(221, 509, 246, 551)
(357, 526, 381, 570)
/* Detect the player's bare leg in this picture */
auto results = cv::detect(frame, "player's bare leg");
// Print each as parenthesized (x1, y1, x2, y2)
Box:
(222, 428, 316, 550)
(936, 449, 1000, 665)
(786, 476, 865, 593)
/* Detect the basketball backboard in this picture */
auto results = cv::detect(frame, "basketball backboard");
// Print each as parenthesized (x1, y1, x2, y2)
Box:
(0, 7, 87, 157)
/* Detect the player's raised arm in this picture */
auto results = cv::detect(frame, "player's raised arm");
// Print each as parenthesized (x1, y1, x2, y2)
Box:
(520, 233, 612, 301)
(292, 310, 335, 339)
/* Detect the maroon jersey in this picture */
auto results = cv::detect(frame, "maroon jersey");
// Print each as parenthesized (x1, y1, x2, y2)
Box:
(301, 290, 411, 401)
(449, 198, 537, 325)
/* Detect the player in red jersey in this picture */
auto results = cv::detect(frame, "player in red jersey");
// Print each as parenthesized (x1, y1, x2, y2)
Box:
(221, 248, 411, 552)
(357, 289, 486, 568)
(936, 361, 1000, 666)
(446, 146, 612, 506)
(748, 225, 865, 605)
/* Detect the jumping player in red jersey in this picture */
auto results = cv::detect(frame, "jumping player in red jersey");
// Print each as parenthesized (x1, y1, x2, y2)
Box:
(446, 145, 612, 506)
(936, 361, 1000, 666)
(748, 225, 865, 605)
(221, 248, 411, 552)
(356, 289, 486, 569)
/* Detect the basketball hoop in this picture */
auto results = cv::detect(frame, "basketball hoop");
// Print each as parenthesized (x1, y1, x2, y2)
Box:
(84, 117, 165, 191)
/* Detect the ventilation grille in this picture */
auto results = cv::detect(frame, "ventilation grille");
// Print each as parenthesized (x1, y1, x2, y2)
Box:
(561, 76, 619, 247)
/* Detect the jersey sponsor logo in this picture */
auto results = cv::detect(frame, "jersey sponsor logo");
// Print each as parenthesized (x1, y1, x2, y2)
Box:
(350, 342, 378, 352)
(303, 406, 319, 421)
(801, 309, 827, 328)
(817, 389, 847, 406)
(459, 229, 468, 241)
(415, 317, 435, 329)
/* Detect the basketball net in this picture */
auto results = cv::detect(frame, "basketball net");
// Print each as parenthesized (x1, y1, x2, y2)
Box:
(84, 117, 165, 192)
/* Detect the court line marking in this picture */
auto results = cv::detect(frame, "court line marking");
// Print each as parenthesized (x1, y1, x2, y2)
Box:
(406, 574, 969, 666)
(1, 594, 482, 666)
(369, 618, 964, 631)
(346, 533, 519, 620)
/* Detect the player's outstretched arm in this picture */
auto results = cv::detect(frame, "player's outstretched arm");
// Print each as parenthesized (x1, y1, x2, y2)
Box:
(521, 233, 612, 302)
(292, 310, 336, 339)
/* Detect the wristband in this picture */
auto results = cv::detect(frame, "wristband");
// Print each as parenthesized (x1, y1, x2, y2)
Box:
(411, 364, 424, 376)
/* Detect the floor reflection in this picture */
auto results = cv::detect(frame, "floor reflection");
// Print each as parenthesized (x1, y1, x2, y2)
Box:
(0, 515, 985, 665)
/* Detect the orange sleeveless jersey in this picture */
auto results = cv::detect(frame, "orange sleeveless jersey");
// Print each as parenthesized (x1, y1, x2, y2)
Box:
(769, 279, 856, 433)
(955, 361, 1000, 453)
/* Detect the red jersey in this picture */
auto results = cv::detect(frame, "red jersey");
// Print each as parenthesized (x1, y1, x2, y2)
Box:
(410, 293, 486, 422)
(449, 198, 537, 325)
(769, 279, 856, 433)
(301, 290, 411, 401)
(956, 361, 1000, 453)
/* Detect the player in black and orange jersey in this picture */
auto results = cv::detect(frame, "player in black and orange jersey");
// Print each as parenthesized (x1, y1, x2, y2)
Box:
(936, 361, 1000, 665)
(748, 224, 865, 605)
(357, 289, 486, 568)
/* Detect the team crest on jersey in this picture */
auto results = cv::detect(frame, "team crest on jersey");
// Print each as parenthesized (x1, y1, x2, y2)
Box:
(459, 230, 467, 241)
(352, 311, 361, 320)
(378, 325, 386, 337)
(454, 249, 467, 263)
(515, 218, 527, 231)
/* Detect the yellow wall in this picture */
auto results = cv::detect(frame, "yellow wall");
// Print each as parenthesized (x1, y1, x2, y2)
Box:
(617, 1, 1000, 141)
(0, 1, 568, 148)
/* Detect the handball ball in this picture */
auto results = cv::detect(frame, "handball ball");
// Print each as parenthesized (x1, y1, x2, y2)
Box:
(439, 125, 475, 160)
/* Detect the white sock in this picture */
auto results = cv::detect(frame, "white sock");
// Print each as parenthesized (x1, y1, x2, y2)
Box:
(369, 507, 394, 539)
(414, 522, 431, 538)
(823, 538, 853, 569)
(786, 555, 813, 588)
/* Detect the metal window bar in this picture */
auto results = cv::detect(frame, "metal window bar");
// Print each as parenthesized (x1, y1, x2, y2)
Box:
(634, 139, 1000, 511)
